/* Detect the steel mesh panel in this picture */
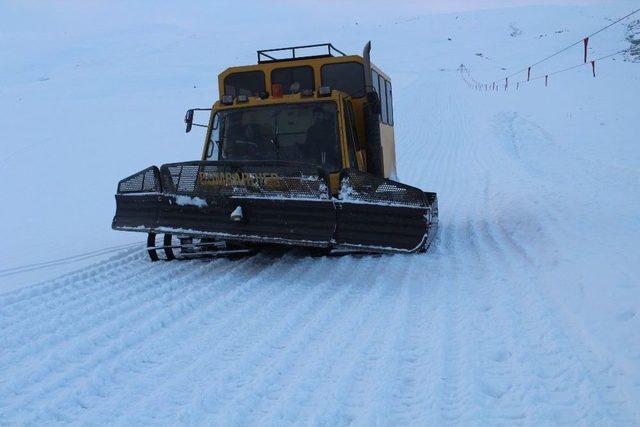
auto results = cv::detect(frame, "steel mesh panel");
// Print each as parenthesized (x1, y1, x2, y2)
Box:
(161, 165, 197, 193)
(142, 169, 157, 191)
(338, 169, 426, 207)
(164, 166, 181, 192)
(118, 166, 160, 193)
(160, 161, 330, 199)
(177, 166, 199, 192)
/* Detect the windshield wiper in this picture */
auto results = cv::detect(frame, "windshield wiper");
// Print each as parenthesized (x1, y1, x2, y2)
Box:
(270, 120, 281, 160)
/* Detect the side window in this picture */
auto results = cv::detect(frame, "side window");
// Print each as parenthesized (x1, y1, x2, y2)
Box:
(371, 69, 380, 96)
(223, 71, 265, 97)
(379, 75, 388, 124)
(321, 62, 365, 98)
(207, 112, 221, 159)
(271, 66, 314, 94)
(385, 80, 394, 126)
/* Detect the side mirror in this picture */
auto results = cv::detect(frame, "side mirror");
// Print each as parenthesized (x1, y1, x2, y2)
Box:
(184, 109, 194, 133)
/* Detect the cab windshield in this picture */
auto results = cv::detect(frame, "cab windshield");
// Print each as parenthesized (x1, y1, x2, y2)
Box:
(207, 102, 340, 171)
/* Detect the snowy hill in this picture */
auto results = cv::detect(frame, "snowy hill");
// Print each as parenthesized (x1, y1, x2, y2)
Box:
(1, 1, 639, 424)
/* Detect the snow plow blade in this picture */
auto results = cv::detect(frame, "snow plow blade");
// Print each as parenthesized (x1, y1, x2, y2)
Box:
(112, 161, 438, 255)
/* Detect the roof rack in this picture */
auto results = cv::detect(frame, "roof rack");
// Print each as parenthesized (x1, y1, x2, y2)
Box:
(257, 43, 347, 64)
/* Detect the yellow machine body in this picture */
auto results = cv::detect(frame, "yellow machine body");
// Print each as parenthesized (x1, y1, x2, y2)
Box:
(202, 48, 397, 189)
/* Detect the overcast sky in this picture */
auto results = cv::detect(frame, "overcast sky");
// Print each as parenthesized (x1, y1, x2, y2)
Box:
(295, 0, 610, 14)
(0, 0, 615, 36)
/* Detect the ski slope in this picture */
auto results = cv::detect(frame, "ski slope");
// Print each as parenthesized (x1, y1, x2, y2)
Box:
(1, 1, 639, 424)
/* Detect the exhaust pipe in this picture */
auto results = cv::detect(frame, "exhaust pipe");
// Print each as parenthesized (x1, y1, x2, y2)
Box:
(362, 41, 384, 178)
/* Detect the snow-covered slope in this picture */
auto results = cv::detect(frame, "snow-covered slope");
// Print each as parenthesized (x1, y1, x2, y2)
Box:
(1, 1, 639, 424)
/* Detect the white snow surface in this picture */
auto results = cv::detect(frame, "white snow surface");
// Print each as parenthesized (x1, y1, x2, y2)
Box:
(1, 1, 640, 424)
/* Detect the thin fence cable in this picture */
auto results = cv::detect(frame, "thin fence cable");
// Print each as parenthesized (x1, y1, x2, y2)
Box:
(502, 7, 639, 81)
(459, 48, 631, 90)
(458, 47, 630, 90)
(520, 48, 629, 83)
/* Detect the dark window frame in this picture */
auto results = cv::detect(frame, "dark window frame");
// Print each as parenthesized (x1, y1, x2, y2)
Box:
(223, 70, 266, 97)
(270, 65, 315, 94)
(207, 101, 343, 171)
(379, 75, 388, 124)
(320, 61, 366, 98)
(385, 79, 394, 126)
(206, 111, 221, 159)
(370, 68, 394, 126)
(371, 69, 380, 96)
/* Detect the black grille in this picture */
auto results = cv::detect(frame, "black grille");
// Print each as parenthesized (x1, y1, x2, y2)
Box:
(117, 166, 161, 194)
(338, 169, 427, 208)
(166, 165, 199, 193)
(160, 161, 330, 200)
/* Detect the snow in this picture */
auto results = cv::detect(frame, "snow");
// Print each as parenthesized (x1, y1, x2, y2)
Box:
(174, 195, 208, 208)
(338, 177, 424, 207)
(1, 0, 640, 424)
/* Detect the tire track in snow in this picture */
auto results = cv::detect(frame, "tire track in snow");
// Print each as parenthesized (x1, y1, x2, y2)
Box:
(384, 253, 446, 425)
(475, 205, 632, 424)
(434, 155, 488, 424)
(475, 107, 634, 422)
(111, 256, 351, 424)
(298, 255, 418, 424)
(0, 253, 201, 375)
(357, 255, 443, 425)
(444, 94, 532, 423)
(486, 109, 640, 420)
(0, 248, 168, 336)
(400, 75, 592, 426)
(219, 256, 392, 424)
(0, 242, 144, 279)
(464, 83, 632, 424)
(191, 256, 364, 421)
(464, 222, 529, 423)
(448, 120, 618, 422)
(401, 82, 481, 423)
(0, 245, 145, 307)
(0, 254, 194, 376)
(399, 83, 483, 424)
(17, 254, 293, 424)
(84, 255, 317, 423)
(0, 256, 257, 422)
(483, 111, 577, 267)
(395, 77, 478, 424)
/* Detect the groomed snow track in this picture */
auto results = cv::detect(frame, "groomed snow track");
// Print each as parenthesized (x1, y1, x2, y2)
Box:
(2, 71, 638, 425)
